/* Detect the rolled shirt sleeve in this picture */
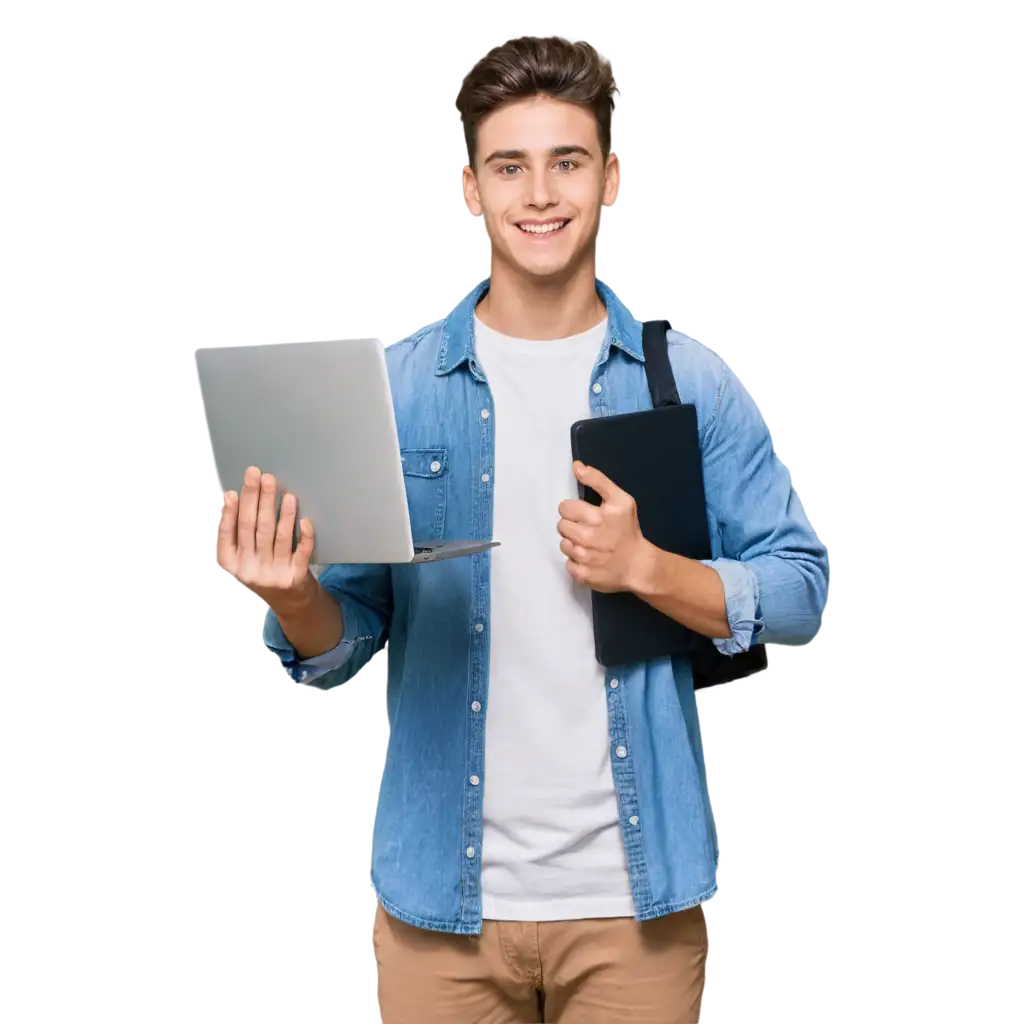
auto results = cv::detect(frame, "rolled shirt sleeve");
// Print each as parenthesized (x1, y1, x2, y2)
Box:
(263, 562, 393, 690)
(699, 557, 765, 655)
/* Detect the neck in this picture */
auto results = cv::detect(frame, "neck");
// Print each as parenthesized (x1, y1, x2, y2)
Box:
(475, 253, 606, 340)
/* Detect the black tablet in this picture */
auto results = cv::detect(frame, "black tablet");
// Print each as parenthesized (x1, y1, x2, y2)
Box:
(569, 404, 713, 667)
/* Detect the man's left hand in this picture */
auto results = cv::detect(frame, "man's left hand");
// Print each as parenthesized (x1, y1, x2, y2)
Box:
(558, 461, 655, 594)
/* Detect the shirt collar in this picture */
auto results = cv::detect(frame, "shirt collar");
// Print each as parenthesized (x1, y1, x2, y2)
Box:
(436, 277, 645, 376)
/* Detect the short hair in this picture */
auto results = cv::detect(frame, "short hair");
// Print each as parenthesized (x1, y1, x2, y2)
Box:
(455, 36, 619, 173)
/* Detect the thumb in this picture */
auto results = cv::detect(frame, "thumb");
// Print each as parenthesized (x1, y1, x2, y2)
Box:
(574, 461, 620, 502)
(293, 517, 315, 573)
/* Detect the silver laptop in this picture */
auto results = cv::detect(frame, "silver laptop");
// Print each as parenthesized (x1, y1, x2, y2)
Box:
(194, 337, 498, 565)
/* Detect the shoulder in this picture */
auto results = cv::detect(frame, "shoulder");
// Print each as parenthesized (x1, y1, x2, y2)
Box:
(382, 316, 461, 449)
(665, 326, 728, 374)
(665, 327, 770, 444)
(382, 319, 447, 424)
(663, 327, 731, 436)
(384, 318, 444, 372)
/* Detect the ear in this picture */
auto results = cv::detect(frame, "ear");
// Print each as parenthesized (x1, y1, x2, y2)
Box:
(463, 165, 483, 216)
(602, 152, 620, 207)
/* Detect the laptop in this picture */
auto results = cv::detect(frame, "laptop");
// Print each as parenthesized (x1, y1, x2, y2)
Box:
(194, 337, 498, 565)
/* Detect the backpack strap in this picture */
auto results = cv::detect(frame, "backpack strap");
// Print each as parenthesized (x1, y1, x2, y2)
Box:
(642, 317, 770, 690)
(641, 320, 680, 408)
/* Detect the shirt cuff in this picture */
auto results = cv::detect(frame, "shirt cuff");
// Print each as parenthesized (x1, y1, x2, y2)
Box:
(700, 558, 764, 655)
(262, 593, 363, 686)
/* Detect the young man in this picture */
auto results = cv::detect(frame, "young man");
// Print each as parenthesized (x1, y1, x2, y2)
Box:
(217, 36, 828, 1024)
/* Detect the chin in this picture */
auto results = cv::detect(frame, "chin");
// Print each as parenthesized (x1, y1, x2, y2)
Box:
(522, 257, 573, 276)
(505, 247, 579, 280)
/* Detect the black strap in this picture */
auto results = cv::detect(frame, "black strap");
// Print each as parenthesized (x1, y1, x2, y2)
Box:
(641, 320, 680, 408)
(642, 319, 769, 689)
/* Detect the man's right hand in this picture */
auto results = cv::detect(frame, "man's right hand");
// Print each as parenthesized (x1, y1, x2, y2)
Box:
(218, 465, 317, 612)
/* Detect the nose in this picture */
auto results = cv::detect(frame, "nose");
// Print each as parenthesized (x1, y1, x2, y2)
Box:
(526, 168, 556, 209)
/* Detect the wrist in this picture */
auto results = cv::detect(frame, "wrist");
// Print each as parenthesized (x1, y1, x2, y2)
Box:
(628, 539, 664, 598)
(270, 572, 321, 620)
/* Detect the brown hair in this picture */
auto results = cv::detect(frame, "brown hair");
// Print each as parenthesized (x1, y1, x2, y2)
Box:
(455, 36, 618, 173)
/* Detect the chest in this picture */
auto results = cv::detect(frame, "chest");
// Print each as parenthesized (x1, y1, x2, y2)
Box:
(391, 352, 650, 542)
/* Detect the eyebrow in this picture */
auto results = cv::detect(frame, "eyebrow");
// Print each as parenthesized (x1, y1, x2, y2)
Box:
(483, 145, 594, 164)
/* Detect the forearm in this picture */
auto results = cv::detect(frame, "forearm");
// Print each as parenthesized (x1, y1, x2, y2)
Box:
(270, 576, 345, 660)
(630, 540, 732, 640)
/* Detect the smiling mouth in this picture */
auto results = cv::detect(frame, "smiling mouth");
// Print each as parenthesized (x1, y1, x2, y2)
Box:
(517, 219, 571, 236)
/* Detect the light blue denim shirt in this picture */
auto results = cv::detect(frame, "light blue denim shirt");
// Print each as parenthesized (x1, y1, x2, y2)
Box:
(264, 278, 829, 935)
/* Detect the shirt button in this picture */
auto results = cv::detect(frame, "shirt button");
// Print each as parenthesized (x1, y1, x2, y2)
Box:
(629, 815, 640, 826)
(430, 460, 441, 473)
(609, 678, 619, 689)
(481, 473, 490, 483)
(471, 701, 482, 712)
(475, 623, 484, 633)
(466, 846, 476, 858)
(480, 409, 490, 419)
(592, 382, 603, 394)
(616, 745, 628, 759)
(470, 775, 480, 786)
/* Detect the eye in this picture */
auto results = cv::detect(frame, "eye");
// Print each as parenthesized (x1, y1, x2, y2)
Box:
(556, 159, 579, 171)
(498, 164, 522, 175)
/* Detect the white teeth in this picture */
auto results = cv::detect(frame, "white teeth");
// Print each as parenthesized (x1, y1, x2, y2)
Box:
(518, 220, 568, 234)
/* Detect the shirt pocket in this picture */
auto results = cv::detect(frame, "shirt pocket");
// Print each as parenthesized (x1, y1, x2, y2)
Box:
(399, 447, 448, 541)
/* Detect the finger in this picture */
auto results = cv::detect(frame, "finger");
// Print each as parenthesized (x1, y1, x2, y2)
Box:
(273, 491, 297, 568)
(557, 518, 594, 546)
(558, 499, 603, 527)
(574, 461, 626, 504)
(217, 491, 239, 569)
(565, 536, 602, 569)
(560, 537, 593, 563)
(254, 472, 278, 559)
(292, 516, 315, 576)
(565, 558, 588, 585)
(236, 466, 262, 556)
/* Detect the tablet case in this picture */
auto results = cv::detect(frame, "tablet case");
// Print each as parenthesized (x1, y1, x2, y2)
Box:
(569, 320, 768, 687)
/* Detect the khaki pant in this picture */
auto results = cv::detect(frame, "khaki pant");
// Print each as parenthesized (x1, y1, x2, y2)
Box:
(373, 902, 708, 1023)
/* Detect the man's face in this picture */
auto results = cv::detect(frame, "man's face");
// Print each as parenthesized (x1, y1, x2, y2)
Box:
(463, 95, 619, 280)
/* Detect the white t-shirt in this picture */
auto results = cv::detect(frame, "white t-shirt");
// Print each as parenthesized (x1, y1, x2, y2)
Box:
(473, 312, 634, 922)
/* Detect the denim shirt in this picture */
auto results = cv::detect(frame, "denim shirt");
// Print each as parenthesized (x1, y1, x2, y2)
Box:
(264, 278, 829, 935)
